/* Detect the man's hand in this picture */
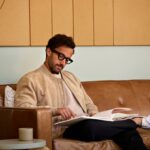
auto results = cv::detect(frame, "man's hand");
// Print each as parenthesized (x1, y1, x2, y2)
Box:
(57, 107, 76, 120)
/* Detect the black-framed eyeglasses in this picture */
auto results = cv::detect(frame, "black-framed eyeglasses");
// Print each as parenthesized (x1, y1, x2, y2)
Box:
(51, 49, 73, 64)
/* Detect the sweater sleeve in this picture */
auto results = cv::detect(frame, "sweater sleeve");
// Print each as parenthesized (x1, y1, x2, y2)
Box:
(14, 75, 37, 107)
(14, 74, 59, 116)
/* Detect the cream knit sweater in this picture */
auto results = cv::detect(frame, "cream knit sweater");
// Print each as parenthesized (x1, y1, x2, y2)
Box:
(15, 64, 98, 137)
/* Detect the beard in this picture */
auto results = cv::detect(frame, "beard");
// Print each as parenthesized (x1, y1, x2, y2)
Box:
(50, 64, 64, 74)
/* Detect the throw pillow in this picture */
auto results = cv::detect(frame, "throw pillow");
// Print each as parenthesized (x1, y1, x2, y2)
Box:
(0, 95, 3, 106)
(4, 85, 15, 107)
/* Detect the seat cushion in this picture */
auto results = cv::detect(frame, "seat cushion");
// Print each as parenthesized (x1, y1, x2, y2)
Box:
(53, 128, 150, 150)
(53, 138, 121, 150)
(137, 128, 150, 148)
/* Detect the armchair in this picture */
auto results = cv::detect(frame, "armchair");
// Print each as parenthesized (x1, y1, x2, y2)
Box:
(0, 107, 52, 149)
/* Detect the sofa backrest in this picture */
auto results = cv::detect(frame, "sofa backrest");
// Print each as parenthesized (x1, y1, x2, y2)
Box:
(1, 80, 150, 115)
(82, 80, 150, 115)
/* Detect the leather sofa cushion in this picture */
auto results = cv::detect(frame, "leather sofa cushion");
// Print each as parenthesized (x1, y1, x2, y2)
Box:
(53, 128, 150, 150)
(138, 128, 150, 148)
(53, 139, 121, 150)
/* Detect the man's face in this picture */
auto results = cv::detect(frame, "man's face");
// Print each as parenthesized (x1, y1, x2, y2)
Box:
(46, 46, 74, 74)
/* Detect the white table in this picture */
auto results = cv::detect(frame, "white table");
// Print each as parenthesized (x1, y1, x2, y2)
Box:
(0, 139, 46, 150)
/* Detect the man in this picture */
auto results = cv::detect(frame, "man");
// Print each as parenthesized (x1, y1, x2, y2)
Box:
(15, 34, 150, 150)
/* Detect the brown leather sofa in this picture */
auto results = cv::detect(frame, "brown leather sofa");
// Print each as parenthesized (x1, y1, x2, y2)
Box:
(0, 80, 150, 150)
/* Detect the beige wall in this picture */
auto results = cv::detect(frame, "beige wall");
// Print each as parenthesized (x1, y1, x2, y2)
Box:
(0, 46, 150, 84)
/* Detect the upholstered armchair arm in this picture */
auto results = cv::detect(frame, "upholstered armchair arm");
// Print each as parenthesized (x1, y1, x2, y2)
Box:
(0, 107, 52, 150)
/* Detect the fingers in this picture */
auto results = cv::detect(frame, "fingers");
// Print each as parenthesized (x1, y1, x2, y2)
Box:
(132, 117, 142, 126)
(57, 107, 76, 120)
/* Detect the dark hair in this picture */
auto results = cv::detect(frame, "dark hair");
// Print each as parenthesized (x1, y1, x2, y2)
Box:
(46, 34, 76, 53)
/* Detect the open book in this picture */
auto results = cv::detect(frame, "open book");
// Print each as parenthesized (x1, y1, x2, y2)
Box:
(54, 107, 139, 126)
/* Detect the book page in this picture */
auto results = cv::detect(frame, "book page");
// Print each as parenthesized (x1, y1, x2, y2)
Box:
(54, 116, 92, 126)
(112, 113, 139, 120)
(54, 115, 113, 126)
(92, 107, 133, 119)
(54, 107, 138, 126)
(92, 109, 113, 118)
(55, 109, 114, 126)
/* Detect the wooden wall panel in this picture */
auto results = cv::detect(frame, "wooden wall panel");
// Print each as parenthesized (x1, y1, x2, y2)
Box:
(94, 0, 113, 45)
(0, 0, 29, 46)
(114, 0, 150, 45)
(52, 0, 73, 37)
(74, 0, 93, 45)
(30, 0, 52, 46)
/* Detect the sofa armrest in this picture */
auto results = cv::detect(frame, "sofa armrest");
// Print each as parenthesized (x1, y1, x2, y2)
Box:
(0, 107, 52, 150)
